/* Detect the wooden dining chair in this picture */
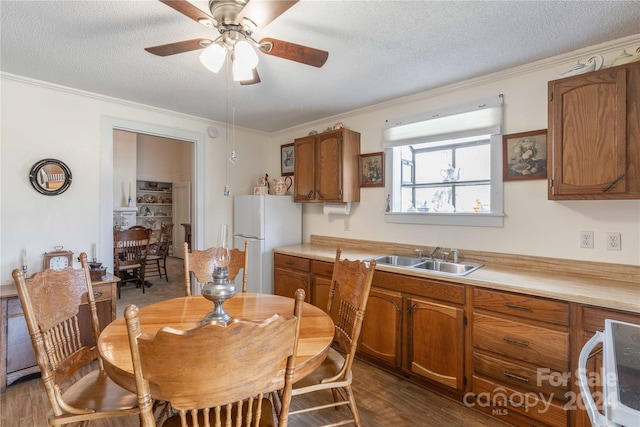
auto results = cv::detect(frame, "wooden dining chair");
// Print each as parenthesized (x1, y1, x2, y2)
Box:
(114, 227, 152, 298)
(124, 288, 305, 427)
(182, 240, 249, 296)
(288, 248, 376, 427)
(145, 223, 173, 282)
(11, 253, 139, 426)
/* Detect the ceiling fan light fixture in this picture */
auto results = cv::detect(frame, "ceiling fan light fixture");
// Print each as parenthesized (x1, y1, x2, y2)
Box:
(199, 42, 226, 73)
(198, 17, 215, 28)
(233, 39, 259, 69)
(232, 60, 255, 82)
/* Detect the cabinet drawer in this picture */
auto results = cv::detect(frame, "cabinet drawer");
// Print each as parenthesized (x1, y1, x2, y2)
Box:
(473, 288, 569, 326)
(311, 260, 334, 277)
(80, 283, 112, 304)
(582, 306, 639, 334)
(274, 254, 311, 272)
(473, 313, 569, 372)
(473, 375, 568, 427)
(474, 352, 569, 400)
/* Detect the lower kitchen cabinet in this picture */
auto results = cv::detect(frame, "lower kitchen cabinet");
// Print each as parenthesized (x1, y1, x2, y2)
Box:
(273, 253, 311, 302)
(272, 251, 640, 427)
(359, 287, 402, 368)
(406, 296, 465, 391)
(364, 271, 467, 393)
(311, 260, 340, 323)
(471, 287, 570, 427)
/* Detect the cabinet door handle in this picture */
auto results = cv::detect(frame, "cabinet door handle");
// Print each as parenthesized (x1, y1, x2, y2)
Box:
(407, 302, 419, 313)
(603, 173, 625, 192)
(94, 291, 103, 298)
(317, 190, 323, 199)
(306, 191, 313, 199)
(503, 337, 529, 347)
(504, 302, 530, 311)
(504, 372, 529, 382)
(387, 296, 401, 312)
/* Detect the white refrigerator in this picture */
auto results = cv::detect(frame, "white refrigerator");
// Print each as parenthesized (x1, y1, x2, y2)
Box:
(233, 195, 302, 294)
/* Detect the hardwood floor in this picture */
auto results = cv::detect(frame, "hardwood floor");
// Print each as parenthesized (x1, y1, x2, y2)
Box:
(1, 357, 509, 427)
(1, 257, 510, 426)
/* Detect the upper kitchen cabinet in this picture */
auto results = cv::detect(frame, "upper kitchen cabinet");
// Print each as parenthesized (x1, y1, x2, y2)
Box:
(293, 129, 361, 203)
(547, 61, 640, 200)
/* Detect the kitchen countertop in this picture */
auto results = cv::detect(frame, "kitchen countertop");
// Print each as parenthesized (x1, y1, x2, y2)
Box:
(274, 243, 640, 314)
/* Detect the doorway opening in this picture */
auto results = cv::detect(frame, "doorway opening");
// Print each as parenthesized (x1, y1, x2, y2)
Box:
(100, 117, 205, 273)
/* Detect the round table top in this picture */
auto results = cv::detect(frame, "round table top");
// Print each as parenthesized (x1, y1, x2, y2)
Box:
(98, 293, 335, 393)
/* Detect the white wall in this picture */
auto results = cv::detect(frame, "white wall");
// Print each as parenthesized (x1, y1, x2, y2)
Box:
(113, 129, 137, 207)
(271, 36, 640, 266)
(0, 76, 271, 284)
(2, 35, 639, 285)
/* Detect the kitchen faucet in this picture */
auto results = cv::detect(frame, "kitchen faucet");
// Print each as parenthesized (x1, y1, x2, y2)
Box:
(429, 246, 442, 260)
(415, 249, 424, 260)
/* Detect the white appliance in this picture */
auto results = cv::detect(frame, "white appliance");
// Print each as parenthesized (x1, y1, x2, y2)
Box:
(233, 195, 302, 294)
(578, 319, 640, 427)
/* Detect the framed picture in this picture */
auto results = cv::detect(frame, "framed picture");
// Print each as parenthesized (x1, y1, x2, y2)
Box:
(359, 152, 384, 187)
(502, 129, 547, 181)
(280, 143, 294, 176)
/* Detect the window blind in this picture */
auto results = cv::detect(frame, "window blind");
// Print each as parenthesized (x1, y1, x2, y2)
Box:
(383, 95, 504, 148)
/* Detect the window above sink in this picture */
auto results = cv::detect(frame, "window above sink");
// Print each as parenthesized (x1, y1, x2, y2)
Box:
(383, 95, 504, 227)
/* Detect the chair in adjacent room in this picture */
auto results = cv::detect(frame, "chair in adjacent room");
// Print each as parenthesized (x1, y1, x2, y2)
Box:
(124, 288, 305, 427)
(182, 240, 249, 296)
(114, 227, 152, 298)
(145, 223, 173, 282)
(288, 248, 376, 427)
(11, 253, 139, 426)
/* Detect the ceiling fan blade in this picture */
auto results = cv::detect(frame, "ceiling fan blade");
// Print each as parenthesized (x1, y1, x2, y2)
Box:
(238, 0, 298, 29)
(158, 0, 216, 26)
(259, 38, 328, 68)
(145, 39, 212, 56)
(240, 68, 261, 85)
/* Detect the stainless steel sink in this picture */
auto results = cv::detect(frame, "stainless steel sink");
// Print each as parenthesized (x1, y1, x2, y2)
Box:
(372, 255, 425, 267)
(413, 260, 483, 276)
(372, 254, 483, 276)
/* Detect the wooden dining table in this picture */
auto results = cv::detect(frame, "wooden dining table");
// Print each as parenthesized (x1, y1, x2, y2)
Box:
(98, 293, 335, 394)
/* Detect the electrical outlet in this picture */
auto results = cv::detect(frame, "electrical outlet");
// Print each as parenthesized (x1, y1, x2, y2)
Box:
(344, 217, 351, 232)
(606, 232, 621, 251)
(580, 231, 594, 248)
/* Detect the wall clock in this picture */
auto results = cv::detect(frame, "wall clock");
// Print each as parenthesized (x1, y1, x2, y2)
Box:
(44, 248, 74, 271)
(28, 158, 72, 196)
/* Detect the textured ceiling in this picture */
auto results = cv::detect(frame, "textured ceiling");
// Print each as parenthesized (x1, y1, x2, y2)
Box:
(2, 1, 640, 133)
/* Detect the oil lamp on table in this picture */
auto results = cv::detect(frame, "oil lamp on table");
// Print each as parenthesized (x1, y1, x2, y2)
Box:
(201, 225, 235, 323)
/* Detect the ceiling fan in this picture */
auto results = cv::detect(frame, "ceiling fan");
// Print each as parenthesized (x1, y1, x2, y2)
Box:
(145, 0, 329, 85)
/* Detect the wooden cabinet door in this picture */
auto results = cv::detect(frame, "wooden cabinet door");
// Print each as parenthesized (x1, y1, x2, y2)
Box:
(312, 275, 341, 324)
(359, 287, 402, 368)
(406, 297, 465, 391)
(315, 131, 343, 201)
(548, 65, 631, 198)
(294, 135, 316, 202)
(273, 267, 310, 302)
